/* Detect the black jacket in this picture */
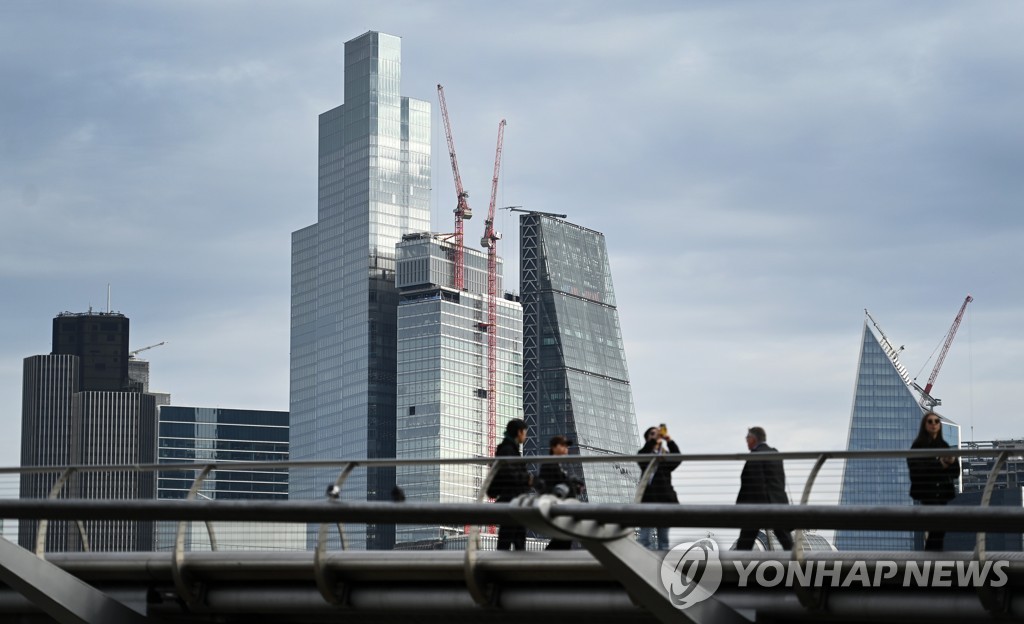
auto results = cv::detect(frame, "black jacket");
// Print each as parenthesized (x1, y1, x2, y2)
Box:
(538, 462, 583, 498)
(736, 443, 789, 505)
(638, 439, 681, 503)
(907, 436, 958, 503)
(489, 436, 532, 501)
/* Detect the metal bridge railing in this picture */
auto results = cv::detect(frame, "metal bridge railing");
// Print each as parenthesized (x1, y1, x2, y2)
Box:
(0, 446, 1020, 558)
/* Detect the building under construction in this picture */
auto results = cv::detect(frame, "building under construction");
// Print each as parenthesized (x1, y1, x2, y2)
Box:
(393, 233, 523, 546)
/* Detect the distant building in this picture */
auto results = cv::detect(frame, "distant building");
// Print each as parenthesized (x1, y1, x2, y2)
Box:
(289, 31, 431, 550)
(155, 406, 302, 551)
(731, 530, 837, 552)
(393, 530, 548, 552)
(20, 311, 157, 552)
(519, 213, 642, 503)
(393, 234, 522, 545)
(961, 440, 1024, 493)
(836, 319, 961, 551)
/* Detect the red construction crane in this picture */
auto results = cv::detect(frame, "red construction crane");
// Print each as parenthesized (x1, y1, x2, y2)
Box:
(923, 294, 973, 397)
(436, 85, 472, 290)
(480, 119, 506, 454)
(912, 294, 973, 408)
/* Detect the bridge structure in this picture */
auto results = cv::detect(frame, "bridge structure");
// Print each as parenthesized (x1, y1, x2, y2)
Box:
(0, 448, 1022, 624)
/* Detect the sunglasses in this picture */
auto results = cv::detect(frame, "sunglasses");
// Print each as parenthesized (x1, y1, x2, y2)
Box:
(926, 419, 941, 424)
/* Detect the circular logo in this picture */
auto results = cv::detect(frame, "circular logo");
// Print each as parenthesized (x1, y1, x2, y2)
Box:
(659, 538, 723, 610)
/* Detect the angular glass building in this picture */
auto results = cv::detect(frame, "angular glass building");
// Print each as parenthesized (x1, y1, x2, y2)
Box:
(836, 320, 960, 551)
(289, 31, 431, 549)
(393, 234, 523, 545)
(519, 213, 641, 503)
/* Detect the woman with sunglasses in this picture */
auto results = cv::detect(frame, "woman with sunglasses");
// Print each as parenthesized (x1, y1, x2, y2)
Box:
(907, 411, 959, 550)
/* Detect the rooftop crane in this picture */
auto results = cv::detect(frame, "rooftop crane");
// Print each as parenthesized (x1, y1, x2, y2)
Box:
(480, 119, 506, 454)
(437, 84, 472, 290)
(129, 341, 166, 359)
(914, 294, 973, 408)
(503, 207, 567, 219)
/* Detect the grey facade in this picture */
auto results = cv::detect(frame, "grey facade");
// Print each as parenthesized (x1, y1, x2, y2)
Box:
(20, 313, 157, 552)
(519, 213, 641, 503)
(836, 321, 961, 551)
(394, 235, 523, 545)
(289, 31, 431, 549)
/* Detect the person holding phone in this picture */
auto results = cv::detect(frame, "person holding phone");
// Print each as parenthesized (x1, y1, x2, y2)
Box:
(637, 424, 681, 550)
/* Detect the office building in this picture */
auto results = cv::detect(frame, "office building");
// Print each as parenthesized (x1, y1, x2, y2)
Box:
(290, 31, 431, 549)
(20, 311, 157, 552)
(156, 406, 302, 551)
(836, 320, 961, 551)
(394, 234, 523, 545)
(961, 440, 1024, 493)
(519, 213, 642, 503)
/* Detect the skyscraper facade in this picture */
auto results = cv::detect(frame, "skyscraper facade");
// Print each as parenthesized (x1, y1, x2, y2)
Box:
(20, 312, 157, 552)
(836, 321, 961, 551)
(519, 213, 641, 503)
(155, 406, 301, 551)
(290, 31, 431, 549)
(393, 234, 523, 545)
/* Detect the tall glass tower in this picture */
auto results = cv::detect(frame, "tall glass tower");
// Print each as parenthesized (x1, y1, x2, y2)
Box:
(393, 234, 523, 546)
(836, 321, 960, 551)
(519, 214, 641, 503)
(290, 32, 431, 550)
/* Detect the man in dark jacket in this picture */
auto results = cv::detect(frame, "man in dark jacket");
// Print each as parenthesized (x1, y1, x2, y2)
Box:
(538, 434, 584, 550)
(492, 419, 532, 550)
(735, 426, 793, 550)
(637, 425, 681, 549)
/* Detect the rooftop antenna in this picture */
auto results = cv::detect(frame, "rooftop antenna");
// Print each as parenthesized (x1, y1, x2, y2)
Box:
(107, 283, 111, 313)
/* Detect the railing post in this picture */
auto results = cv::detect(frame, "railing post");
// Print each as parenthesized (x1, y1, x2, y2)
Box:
(172, 465, 213, 606)
(975, 450, 1010, 614)
(793, 453, 829, 610)
(464, 459, 502, 607)
(35, 467, 85, 558)
(315, 462, 357, 605)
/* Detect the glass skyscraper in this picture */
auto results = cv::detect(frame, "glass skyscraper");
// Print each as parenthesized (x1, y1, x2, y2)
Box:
(156, 406, 302, 551)
(836, 321, 960, 551)
(393, 234, 523, 545)
(290, 32, 431, 549)
(519, 214, 641, 503)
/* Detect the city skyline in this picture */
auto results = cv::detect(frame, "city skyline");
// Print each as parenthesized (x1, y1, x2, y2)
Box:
(2, 3, 1023, 470)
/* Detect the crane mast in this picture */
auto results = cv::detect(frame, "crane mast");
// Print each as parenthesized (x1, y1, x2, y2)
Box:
(436, 85, 471, 290)
(481, 119, 506, 455)
(923, 294, 973, 397)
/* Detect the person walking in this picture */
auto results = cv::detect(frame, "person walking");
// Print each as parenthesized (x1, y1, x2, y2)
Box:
(637, 425, 681, 550)
(907, 411, 959, 551)
(491, 418, 533, 551)
(734, 426, 793, 551)
(538, 434, 584, 550)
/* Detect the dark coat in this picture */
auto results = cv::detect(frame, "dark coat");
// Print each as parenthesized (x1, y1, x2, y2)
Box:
(736, 443, 789, 505)
(538, 461, 583, 498)
(638, 439, 681, 503)
(489, 436, 532, 501)
(907, 436, 958, 503)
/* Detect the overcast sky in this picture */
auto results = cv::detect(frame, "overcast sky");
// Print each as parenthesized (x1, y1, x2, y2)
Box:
(1, 1, 1022, 469)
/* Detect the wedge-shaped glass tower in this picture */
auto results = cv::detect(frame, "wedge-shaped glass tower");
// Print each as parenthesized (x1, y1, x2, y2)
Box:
(519, 213, 641, 503)
(836, 320, 959, 551)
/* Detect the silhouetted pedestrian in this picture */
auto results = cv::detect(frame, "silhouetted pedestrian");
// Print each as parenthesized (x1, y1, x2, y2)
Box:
(907, 412, 959, 551)
(734, 427, 793, 550)
(637, 424, 680, 550)
(490, 419, 532, 550)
